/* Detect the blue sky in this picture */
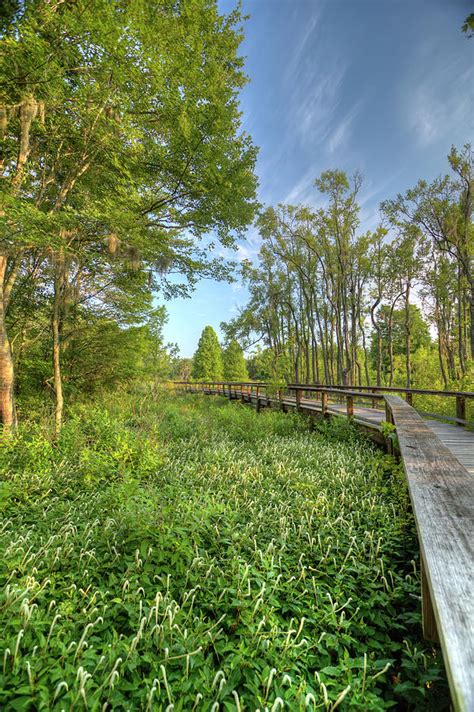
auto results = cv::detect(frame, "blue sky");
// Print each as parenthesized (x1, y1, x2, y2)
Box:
(162, 0, 474, 357)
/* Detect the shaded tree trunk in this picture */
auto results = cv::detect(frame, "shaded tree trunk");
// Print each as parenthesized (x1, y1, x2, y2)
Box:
(51, 255, 66, 437)
(0, 257, 16, 433)
(405, 285, 411, 388)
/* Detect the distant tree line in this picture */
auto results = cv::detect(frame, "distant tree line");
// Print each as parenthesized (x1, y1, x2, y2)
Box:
(0, 0, 257, 434)
(222, 147, 473, 390)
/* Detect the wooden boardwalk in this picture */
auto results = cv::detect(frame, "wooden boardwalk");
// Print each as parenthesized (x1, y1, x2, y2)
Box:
(175, 381, 474, 711)
(293, 398, 474, 475)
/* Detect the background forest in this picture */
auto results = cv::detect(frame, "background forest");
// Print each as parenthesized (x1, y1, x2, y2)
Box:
(221, 147, 474, 392)
(1, 1, 473, 440)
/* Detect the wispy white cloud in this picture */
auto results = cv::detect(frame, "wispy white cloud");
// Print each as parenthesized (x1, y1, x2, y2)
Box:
(328, 100, 363, 153)
(283, 8, 322, 86)
(404, 50, 473, 147)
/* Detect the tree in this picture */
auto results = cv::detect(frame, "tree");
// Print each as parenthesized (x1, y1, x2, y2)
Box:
(192, 326, 223, 380)
(223, 339, 248, 380)
(369, 305, 432, 381)
(381, 145, 473, 366)
(462, 13, 474, 37)
(0, 0, 258, 433)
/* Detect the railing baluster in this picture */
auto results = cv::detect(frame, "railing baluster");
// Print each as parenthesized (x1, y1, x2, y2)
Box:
(346, 395, 354, 420)
(295, 388, 302, 411)
(456, 396, 466, 426)
(321, 390, 328, 418)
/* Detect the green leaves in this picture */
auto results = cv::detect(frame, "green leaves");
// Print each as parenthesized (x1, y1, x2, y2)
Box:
(223, 339, 248, 381)
(0, 390, 449, 709)
(192, 325, 224, 380)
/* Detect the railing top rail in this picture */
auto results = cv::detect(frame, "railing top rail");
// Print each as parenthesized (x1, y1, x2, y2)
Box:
(287, 385, 385, 400)
(173, 381, 266, 387)
(174, 381, 474, 398)
(287, 383, 474, 399)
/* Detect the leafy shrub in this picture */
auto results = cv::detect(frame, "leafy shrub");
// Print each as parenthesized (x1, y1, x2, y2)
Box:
(0, 390, 449, 710)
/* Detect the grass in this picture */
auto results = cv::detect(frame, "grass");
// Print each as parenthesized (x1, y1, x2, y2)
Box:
(0, 389, 449, 710)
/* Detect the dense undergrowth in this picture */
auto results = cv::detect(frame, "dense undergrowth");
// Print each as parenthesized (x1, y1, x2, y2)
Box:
(0, 389, 448, 710)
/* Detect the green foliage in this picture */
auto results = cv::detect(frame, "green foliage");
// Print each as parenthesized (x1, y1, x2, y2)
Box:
(223, 339, 249, 380)
(462, 13, 474, 37)
(13, 303, 175, 416)
(0, 0, 258, 430)
(369, 305, 432, 373)
(192, 325, 223, 380)
(0, 391, 448, 709)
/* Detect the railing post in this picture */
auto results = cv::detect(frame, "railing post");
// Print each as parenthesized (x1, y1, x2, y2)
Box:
(295, 388, 302, 412)
(278, 388, 283, 411)
(421, 555, 439, 643)
(346, 395, 354, 420)
(321, 390, 328, 418)
(371, 388, 377, 409)
(405, 392, 413, 406)
(384, 399, 394, 455)
(256, 386, 260, 412)
(240, 383, 245, 403)
(456, 396, 466, 426)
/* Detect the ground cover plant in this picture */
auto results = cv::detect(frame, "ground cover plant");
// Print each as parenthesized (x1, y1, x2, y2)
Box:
(0, 390, 449, 710)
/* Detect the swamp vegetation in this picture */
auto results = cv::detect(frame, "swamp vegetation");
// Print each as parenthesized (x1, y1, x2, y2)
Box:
(0, 391, 448, 710)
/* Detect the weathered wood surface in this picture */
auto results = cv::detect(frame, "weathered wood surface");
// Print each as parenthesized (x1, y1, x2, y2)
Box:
(385, 395, 474, 712)
(426, 421, 474, 476)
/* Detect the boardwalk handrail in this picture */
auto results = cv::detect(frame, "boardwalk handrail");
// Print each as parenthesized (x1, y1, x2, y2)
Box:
(384, 395, 474, 712)
(288, 383, 474, 426)
(287, 383, 474, 398)
(173, 381, 473, 427)
(174, 380, 474, 710)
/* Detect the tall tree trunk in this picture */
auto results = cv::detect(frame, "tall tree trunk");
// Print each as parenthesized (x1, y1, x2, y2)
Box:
(0, 256, 16, 433)
(469, 285, 474, 361)
(52, 255, 66, 437)
(360, 316, 371, 386)
(405, 285, 411, 388)
(388, 292, 403, 387)
(457, 267, 466, 375)
(370, 298, 382, 386)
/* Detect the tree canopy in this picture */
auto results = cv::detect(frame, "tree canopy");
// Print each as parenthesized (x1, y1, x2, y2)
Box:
(223, 147, 473, 390)
(223, 339, 248, 380)
(0, 0, 258, 432)
(192, 325, 223, 381)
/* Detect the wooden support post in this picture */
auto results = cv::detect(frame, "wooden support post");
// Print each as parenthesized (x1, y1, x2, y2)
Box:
(456, 396, 466, 426)
(278, 388, 283, 411)
(240, 384, 245, 403)
(384, 400, 394, 455)
(296, 388, 302, 412)
(371, 388, 377, 409)
(405, 392, 413, 406)
(346, 395, 354, 420)
(256, 386, 260, 412)
(321, 391, 328, 418)
(421, 555, 439, 643)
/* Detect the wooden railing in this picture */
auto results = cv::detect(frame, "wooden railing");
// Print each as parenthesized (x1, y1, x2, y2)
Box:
(173, 380, 474, 711)
(287, 383, 474, 427)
